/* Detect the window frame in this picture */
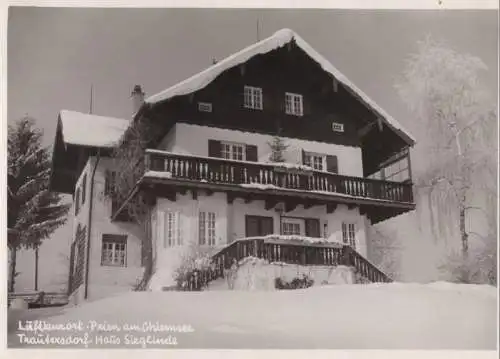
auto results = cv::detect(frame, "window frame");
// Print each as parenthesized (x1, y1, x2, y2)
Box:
(281, 217, 305, 236)
(101, 234, 127, 267)
(303, 152, 326, 171)
(164, 211, 183, 248)
(285, 92, 303, 116)
(342, 222, 356, 249)
(243, 86, 263, 110)
(220, 141, 246, 161)
(198, 102, 213, 113)
(199, 211, 217, 246)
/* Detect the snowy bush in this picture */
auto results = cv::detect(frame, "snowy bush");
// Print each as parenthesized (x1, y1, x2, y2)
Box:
(173, 244, 217, 290)
(275, 274, 314, 290)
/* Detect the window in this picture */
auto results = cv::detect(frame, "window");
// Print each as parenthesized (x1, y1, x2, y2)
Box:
(199, 211, 216, 245)
(303, 153, 325, 171)
(105, 171, 116, 195)
(245, 215, 274, 237)
(101, 234, 127, 266)
(164, 211, 183, 248)
(342, 223, 356, 249)
(198, 102, 212, 112)
(332, 122, 344, 132)
(243, 86, 263, 110)
(285, 92, 303, 116)
(81, 174, 87, 204)
(221, 142, 245, 161)
(281, 218, 305, 236)
(383, 158, 410, 182)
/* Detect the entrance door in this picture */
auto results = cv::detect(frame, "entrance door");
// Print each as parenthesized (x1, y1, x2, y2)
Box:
(245, 215, 274, 237)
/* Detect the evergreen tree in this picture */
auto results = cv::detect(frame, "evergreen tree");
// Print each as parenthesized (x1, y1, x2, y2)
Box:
(268, 129, 289, 162)
(7, 116, 70, 292)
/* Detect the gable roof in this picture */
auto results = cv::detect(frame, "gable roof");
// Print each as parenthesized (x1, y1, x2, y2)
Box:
(145, 28, 415, 145)
(58, 110, 130, 148)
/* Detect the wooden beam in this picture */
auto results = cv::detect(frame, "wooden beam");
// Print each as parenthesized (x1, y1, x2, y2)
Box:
(158, 189, 176, 202)
(359, 206, 368, 216)
(333, 77, 339, 93)
(265, 198, 279, 210)
(303, 202, 315, 210)
(377, 118, 384, 132)
(326, 203, 337, 214)
(357, 121, 377, 138)
(284, 201, 298, 213)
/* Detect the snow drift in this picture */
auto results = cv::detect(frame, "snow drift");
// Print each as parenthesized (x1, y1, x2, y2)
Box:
(8, 282, 497, 349)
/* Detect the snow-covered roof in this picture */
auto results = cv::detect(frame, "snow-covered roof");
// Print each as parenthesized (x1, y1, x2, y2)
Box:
(58, 110, 130, 148)
(145, 28, 415, 145)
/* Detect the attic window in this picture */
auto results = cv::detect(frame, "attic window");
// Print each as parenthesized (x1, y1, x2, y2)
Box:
(244, 86, 263, 110)
(198, 102, 212, 112)
(285, 93, 303, 116)
(332, 122, 344, 133)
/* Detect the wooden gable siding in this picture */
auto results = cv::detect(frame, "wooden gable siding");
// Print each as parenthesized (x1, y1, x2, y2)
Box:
(147, 42, 378, 149)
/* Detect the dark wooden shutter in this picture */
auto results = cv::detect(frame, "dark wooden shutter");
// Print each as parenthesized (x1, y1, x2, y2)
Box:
(245, 216, 260, 237)
(81, 175, 87, 204)
(261, 217, 274, 236)
(245, 145, 258, 162)
(326, 155, 338, 174)
(305, 218, 321, 238)
(208, 140, 221, 158)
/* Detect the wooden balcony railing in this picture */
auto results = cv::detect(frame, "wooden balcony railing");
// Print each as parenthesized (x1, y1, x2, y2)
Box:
(143, 150, 414, 203)
(179, 237, 392, 291)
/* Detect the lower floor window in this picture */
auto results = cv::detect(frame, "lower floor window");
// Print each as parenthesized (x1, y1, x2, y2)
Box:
(342, 223, 356, 248)
(281, 218, 304, 236)
(165, 211, 183, 247)
(199, 211, 216, 245)
(101, 234, 127, 266)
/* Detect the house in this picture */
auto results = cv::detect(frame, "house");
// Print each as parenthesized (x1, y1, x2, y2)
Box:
(50, 28, 416, 304)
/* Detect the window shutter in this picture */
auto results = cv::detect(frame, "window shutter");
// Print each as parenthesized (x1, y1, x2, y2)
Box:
(326, 155, 338, 174)
(208, 140, 221, 158)
(301, 149, 306, 164)
(245, 145, 258, 162)
(261, 217, 274, 236)
(305, 218, 321, 238)
(81, 175, 87, 204)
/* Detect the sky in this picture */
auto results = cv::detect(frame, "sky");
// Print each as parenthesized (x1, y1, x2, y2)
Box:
(6, 7, 499, 291)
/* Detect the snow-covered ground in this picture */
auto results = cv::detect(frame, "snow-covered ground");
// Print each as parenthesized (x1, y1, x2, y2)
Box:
(8, 282, 497, 349)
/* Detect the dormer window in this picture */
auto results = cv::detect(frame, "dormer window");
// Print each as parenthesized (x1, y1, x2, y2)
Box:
(244, 86, 263, 110)
(285, 92, 303, 116)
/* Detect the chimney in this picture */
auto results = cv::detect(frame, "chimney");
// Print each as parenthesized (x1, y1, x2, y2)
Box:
(131, 85, 145, 115)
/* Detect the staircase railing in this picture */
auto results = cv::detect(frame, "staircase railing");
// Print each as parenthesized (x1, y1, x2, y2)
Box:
(180, 237, 392, 290)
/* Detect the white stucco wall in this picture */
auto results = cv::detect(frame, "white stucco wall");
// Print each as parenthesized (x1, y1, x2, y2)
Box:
(151, 191, 369, 281)
(158, 123, 364, 177)
(69, 157, 144, 303)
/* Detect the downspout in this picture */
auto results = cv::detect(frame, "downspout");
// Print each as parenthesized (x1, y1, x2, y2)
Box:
(84, 151, 101, 299)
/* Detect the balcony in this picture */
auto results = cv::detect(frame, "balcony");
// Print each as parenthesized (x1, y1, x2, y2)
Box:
(112, 149, 415, 223)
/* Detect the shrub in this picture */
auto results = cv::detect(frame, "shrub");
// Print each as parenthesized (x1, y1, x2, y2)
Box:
(275, 274, 314, 290)
(174, 244, 217, 291)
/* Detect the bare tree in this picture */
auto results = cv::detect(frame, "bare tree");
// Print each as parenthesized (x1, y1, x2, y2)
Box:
(396, 36, 497, 283)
